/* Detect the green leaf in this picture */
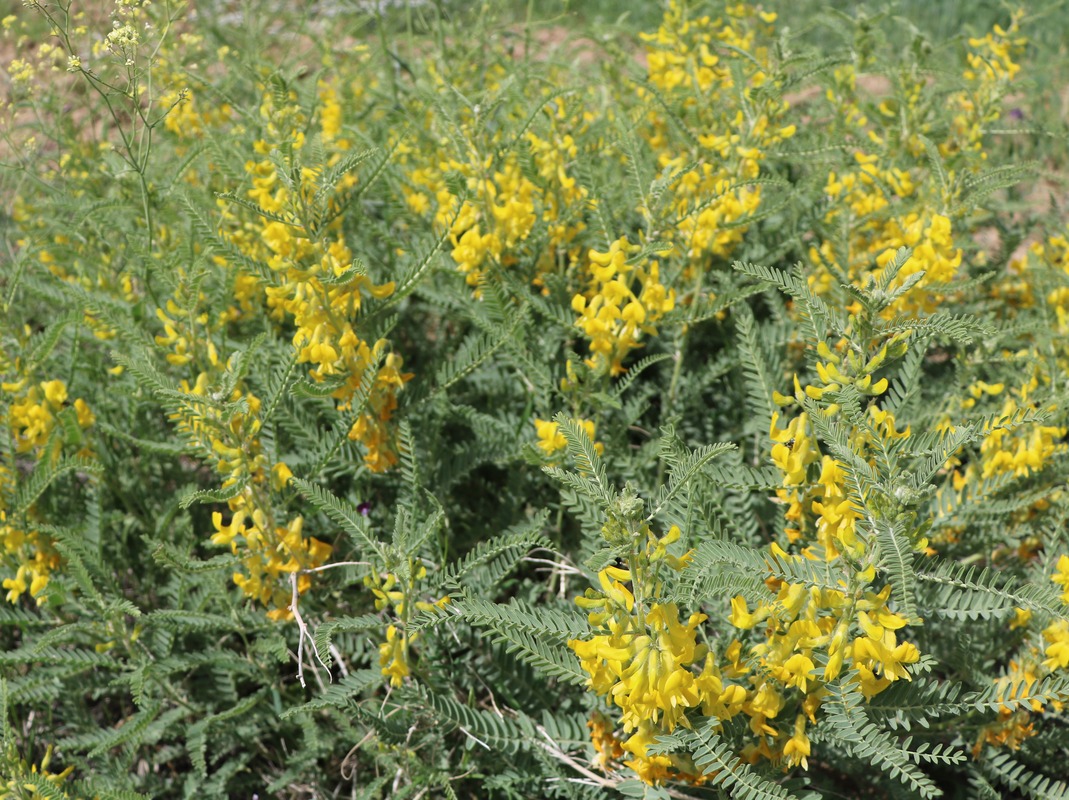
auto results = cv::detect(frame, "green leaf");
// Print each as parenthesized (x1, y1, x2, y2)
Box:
(14, 455, 100, 516)
(651, 720, 801, 800)
(289, 477, 387, 561)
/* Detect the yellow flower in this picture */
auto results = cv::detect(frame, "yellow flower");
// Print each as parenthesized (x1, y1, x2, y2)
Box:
(534, 417, 603, 457)
(1052, 555, 1069, 604)
(573, 237, 674, 375)
(588, 712, 625, 771)
(1010, 607, 1033, 630)
(1043, 620, 1069, 671)
(41, 380, 67, 407)
(2, 564, 28, 604)
(782, 714, 811, 770)
(534, 418, 566, 455)
(778, 653, 816, 694)
(851, 610, 919, 697)
(379, 625, 411, 687)
(746, 680, 783, 736)
(729, 595, 766, 630)
(270, 462, 294, 491)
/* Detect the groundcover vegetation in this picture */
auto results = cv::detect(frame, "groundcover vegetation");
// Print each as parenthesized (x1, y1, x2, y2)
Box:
(2, 0, 1069, 797)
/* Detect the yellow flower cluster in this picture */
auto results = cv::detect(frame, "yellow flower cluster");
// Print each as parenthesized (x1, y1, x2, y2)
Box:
(704, 364, 921, 766)
(979, 396, 1066, 480)
(227, 84, 412, 472)
(533, 417, 602, 458)
(804, 14, 1026, 325)
(641, 3, 779, 92)
(640, 2, 795, 265)
(0, 511, 54, 605)
(948, 12, 1025, 157)
(364, 562, 450, 687)
(0, 742, 76, 800)
(6, 379, 93, 455)
(571, 237, 675, 376)
(396, 1, 793, 382)
(149, 261, 335, 618)
(1027, 226, 1069, 344)
(568, 509, 922, 782)
(873, 213, 963, 314)
(964, 16, 1025, 83)
(732, 572, 918, 748)
(212, 502, 333, 623)
(167, 358, 333, 620)
(155, 298, 219, 369)
(403, 96, 589, 291)
(569, 526, 722, 784)
(770, 348, 907, 556)
(1, 372, 94, 604)
(768, 408, 818, 544)
(823, 152, 915, 220)
(394, 2, 793, 388)
(939, 377, 1066, 504)
(973, 557, 1069, 755)
(811, 156, 965, 316)
(938, 225, 1069, 549)
(158, 86, 234, 140)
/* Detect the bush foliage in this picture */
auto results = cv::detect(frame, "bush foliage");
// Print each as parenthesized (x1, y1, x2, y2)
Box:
(2, 0, 1069, 797)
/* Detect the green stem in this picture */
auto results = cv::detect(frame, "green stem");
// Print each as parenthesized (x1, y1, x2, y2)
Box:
(378, 8, 401, 108)
(656, 264, 705, 488)
(664, 263, 704, 417)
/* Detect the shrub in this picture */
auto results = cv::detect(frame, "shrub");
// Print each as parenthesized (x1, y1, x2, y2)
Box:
(2, 1, 1069, 798)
